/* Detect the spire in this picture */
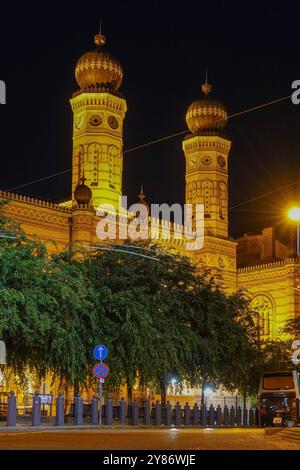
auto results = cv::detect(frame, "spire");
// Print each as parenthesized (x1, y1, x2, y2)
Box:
(137, 184, 150, 216)
(94, 18, 106, 46)
(80, 170, 87, 185)
(138, 184, 146, 203)
(201, 70, 212, 95)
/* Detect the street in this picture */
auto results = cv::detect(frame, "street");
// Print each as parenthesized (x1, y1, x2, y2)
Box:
(0, 428, 298, 450)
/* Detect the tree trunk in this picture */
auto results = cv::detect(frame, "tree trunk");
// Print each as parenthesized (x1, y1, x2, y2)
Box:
(160, 378, 167, 405)
(127, 380, 133, 403)
(243, 390, 247, 409)
(201, 380, 206, 405)
(74, 378, 80, 396)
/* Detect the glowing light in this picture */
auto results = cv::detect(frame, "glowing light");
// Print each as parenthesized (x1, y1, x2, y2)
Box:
(288, 207, 300, 222)
(204, 386, 214, 396)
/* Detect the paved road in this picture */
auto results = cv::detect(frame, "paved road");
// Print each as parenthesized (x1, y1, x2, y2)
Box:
(0, 428, 299, 450)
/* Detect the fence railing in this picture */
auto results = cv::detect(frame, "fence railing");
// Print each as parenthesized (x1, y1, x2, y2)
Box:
(2, 392, 260, 428)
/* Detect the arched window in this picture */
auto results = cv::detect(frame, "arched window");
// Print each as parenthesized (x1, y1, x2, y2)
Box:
(218, 181, 227, 220)
(108, 145, 118, 189)
(202, 181, 213, 218)
(75, 145, 84, 183)
(250, 295, 273, 339)
(88, 143, 101, 187)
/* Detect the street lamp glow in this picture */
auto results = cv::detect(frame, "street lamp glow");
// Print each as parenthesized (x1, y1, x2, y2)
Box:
(288, 207, 300, 222)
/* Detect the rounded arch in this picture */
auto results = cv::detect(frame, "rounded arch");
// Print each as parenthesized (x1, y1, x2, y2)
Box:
(250, 293, 275, 340)
(201, 180, 213, 217)
(73, 144, 85, 185)
(88, 143, 101, 186)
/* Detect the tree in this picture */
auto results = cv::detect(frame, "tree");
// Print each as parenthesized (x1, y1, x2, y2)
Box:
(0, 204, 52, 380)
(0, 205, 101, 388)
(82, 243, 261, 401)
(0, 203, 269, 401)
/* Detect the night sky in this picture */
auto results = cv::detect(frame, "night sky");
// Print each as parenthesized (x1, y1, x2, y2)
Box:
(0, 1, 299, 240)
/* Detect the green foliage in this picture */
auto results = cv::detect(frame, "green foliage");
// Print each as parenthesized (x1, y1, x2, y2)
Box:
(81, 244, 262, 396)
(0, 208, 101, 385)
(0, 203, 270, 398)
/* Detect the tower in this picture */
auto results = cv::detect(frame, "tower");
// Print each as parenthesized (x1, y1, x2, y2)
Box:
(70, 30, 127, 210)
(183, 77, 237, 288)
(183, 78, 231, 238)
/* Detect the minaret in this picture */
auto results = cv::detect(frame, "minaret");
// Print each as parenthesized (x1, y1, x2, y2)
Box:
(183, 75, 237, 289)
(70, 28, 127, 210)
(183, 75, 231, 238)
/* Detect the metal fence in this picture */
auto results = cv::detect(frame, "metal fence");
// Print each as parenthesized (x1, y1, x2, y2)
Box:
(2, 391, 260, 428)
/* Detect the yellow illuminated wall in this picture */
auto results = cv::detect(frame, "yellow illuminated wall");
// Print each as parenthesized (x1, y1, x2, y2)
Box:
(70, 91, 127, 210)
(183, 133, 237, 290)
(183, 134, 231, 239)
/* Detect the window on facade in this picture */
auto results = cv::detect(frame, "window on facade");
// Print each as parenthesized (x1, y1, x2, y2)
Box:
(202, 181, 212, 218)
(250, 295, 272, 338)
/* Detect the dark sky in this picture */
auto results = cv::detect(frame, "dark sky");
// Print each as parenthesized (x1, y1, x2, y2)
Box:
(0, 0, 299, 240)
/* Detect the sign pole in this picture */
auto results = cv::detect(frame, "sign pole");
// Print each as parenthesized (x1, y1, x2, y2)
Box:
(92, 343, 109, 427)
(99, 380, 103, 426)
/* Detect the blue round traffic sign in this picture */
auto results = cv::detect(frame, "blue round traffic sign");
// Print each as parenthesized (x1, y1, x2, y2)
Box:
(93, 344, 108, 361)
(93, 362, 109, 379)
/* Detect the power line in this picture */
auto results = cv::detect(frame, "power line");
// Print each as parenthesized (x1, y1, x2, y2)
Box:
(7, 169, 70, 192)
(82, 244, 160, 261)
(5, 92, 294, 193)
(229, 209, 281, 214)
(0, 235, 17, 240)
(123, 130, 188, 154)
(228, 94, 292, 120)
(229, 179, 300, 211)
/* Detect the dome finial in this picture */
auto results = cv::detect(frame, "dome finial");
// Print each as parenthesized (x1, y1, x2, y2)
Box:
(74, 169, 92, 205)
(80, 169, 86, 185)
(76, 27, 123, 91)
(185, 72, 228, 133)
(201, 70, 212, 96)
(94, 17, 106, 46)
(139, 184, 145, 203)
(137, 184, 150, 215)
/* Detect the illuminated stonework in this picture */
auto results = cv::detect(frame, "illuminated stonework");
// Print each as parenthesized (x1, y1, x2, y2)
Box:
(182, 80, 236, 290)
(250, 294, 273, 339)
(186, 79, 228, 133)
(70, 91, 126, 210)
(0, 32, 299, 361)
(75, 33, 123, 92)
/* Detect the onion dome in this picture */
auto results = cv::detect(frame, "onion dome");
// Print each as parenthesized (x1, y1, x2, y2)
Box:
(186, 77, 228, 133)
(74, 174, 92, 205)
(75, 32, 123, 91)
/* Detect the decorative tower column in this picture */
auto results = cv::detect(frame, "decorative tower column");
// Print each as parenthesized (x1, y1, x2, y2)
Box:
(70, 30, 127, 211)
(71, 176, 94, 246)
(183, 79, 231, 239)
(183, 78, 237, 289)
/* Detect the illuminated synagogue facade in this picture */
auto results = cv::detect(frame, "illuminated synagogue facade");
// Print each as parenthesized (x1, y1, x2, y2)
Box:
(0, 31, 299, 401)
